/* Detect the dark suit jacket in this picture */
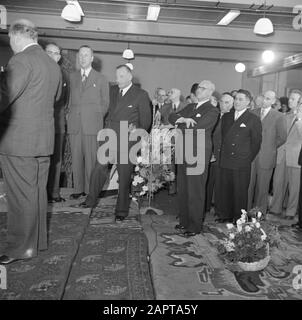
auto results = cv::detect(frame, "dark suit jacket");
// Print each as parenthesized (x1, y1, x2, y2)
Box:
(251, 108, 287, 169)
(299, 146, 302, 166)
(169, 101, 219, 166)
(104, 84, 152, 149)
(54, 68, 69, 134)
(67, 68, 109, 135)
(0, 44, 62, 156)
(220, 109, 262, 169)
(160, 101, 186, 125)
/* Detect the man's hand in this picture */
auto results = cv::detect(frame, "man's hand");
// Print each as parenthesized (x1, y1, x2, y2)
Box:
(176, 117, 197, 128)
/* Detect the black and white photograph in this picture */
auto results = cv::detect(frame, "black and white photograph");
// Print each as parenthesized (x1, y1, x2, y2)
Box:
(0, 0, 302, 307)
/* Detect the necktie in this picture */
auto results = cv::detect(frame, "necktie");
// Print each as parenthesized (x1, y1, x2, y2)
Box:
(119, 89, 123, 97)
(234, 111, 239, 121)
(82, 71, 87, 82)
(173, 104, 177, 111)
(260, 109, 266, 121)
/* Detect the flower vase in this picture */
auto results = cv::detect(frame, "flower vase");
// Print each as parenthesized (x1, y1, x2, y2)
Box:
(237, 244, 270, 272)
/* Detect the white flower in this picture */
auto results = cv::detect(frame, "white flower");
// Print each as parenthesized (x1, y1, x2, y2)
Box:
(255, 222, 260, 228)
(226, 223, 234, 230)
(257, 211, 262, 219)
(229, 233, 235, 239)
(135, 166, 139, 172)
(245, 225, 251, 232)
(142, 185, 148, 192)
(241, 209, 247, 215)
(252, 218, 257, 224)
(237, 225, 242, 232)
(261, 234, 267, 241)
(137, 156, 143, 163)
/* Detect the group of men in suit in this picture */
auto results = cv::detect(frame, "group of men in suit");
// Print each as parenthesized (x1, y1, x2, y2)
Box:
(206, 88, 302, 231)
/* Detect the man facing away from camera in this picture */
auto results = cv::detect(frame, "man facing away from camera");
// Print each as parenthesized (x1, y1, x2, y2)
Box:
(0, 19, 62, 265)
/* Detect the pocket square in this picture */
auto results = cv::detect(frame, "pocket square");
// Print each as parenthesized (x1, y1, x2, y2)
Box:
(240, 123, 246, 127)
(128, 105, 133, 108)
(196, 114, 201, 118)
(93, 84, 96, 87)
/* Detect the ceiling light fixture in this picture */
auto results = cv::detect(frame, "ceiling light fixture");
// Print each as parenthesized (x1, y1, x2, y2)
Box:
(123, 43, 134, 60)
(217, 10, 240, 26)
(147, 4, 161, 21)
(253, 1, 273, 35)
(262, 50, 275, 63)
(235, 63, 246, 73)
(61, 0, 84, 22)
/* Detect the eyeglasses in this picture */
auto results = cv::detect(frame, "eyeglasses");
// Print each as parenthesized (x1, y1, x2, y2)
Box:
(46, 51, 60, 56)
(198, 86, 208, 90)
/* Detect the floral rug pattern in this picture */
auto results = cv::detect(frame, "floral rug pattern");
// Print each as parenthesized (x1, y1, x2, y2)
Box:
(0, 191, 154, 300)
(160, 223, 302, 300)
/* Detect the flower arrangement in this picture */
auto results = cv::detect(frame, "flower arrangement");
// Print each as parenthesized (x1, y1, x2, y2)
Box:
(131, 127, 176, 200)
(217, 209, 279, 264)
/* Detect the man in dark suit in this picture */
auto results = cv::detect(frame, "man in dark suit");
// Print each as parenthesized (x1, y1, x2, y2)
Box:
(248, 90, 287, 216)
(67, 45, 109, 199)
(292, 144, 302, 230)
(169, 80, 219, 237)
(219, 89, 262, 223)
(0, 19, 62, 264)
(206, 92, 233, 219)
(79, 64, 151, 221)
(152, 87, 167, 127)
(45, 42, 69, 203)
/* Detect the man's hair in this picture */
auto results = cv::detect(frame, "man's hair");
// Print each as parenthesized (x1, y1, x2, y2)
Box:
(290, 89, 302, 98)
(9, 19, 38, 41)
(45, 42, 61, 52)
(237, 89, 252, 102)
(190, 83, 199, 95)
(221, 92, 234, 99)
(79, 45, 93, 55)
(116, 64, 132, 73)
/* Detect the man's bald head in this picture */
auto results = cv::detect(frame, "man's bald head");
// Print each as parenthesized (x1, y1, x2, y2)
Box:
(9, 19, 38, 54)
(196, 80, 215, 102)
(263, 90, 276, 109)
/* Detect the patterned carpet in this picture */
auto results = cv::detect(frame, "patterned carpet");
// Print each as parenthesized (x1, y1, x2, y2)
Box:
(0, 190, 154, 300)
(159, 221, 302, 299)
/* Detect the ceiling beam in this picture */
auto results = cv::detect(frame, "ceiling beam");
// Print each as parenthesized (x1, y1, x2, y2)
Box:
(4, 11, 302, 46)
(248, 52, 302, 77)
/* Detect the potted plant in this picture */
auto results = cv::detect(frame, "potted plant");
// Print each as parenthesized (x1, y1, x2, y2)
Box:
(217, 209, 280, 271)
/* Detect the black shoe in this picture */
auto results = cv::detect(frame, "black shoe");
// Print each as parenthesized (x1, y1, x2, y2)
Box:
(70, 192, 86, 200)
(48, 196, 66, 203)
(78, 201, 91, 209)
(175, 224, 185, 230)
(284, 216, 294, 220)
(115, 215, 125, 222)
(183, 231, 199, 237)
(291, 222, 302, 229)
(0, 255, 25, 265)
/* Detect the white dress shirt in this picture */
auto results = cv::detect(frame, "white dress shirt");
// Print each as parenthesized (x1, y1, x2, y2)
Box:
(234, 108, 247, 120)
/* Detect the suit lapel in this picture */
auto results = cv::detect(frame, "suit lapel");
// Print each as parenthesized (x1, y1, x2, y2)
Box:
(113, 84, 136, 116)
(225, 109, 249, 137)
(83, 69, 96, 90)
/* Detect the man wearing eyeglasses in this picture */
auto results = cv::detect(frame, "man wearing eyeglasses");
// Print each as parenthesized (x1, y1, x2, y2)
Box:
(169, 80, 219, 237)
(45, 43, 69, 203)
